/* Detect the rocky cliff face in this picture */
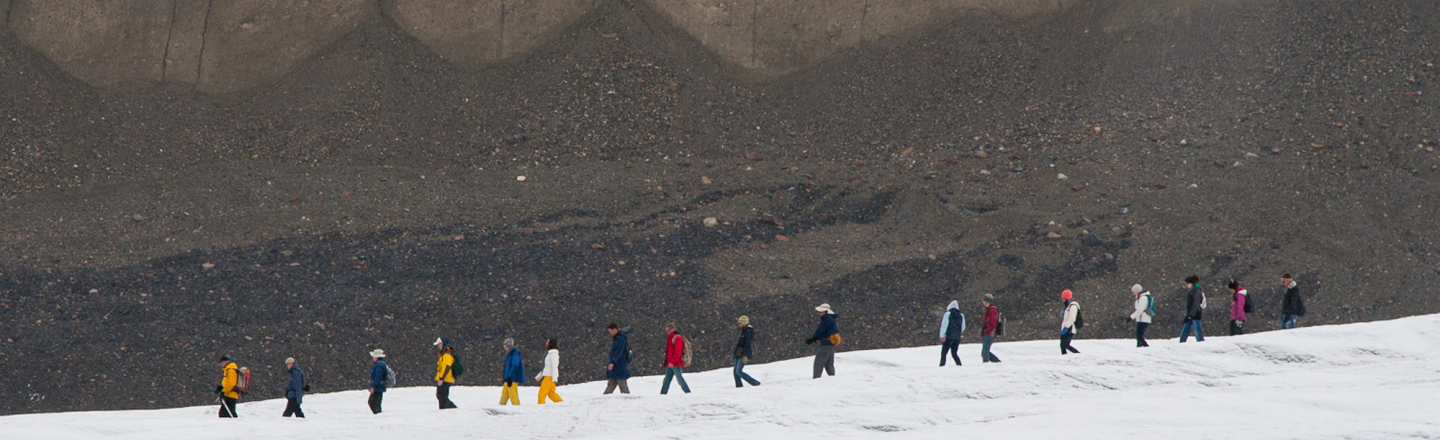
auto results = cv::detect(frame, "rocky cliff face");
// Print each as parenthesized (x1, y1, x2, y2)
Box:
(3, 0, 1079, 94)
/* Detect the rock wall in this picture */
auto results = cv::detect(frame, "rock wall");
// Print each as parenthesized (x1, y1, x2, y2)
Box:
(5, 0, 1077, 94)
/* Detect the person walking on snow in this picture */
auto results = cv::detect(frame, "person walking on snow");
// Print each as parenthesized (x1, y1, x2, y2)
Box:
(367, 349, 388, 414)
(733, 316, 761, 387)
(434, 337, 458, 409)
(939, 300, 964, 366)
(1280, 274, 1306, 329)
(604, 323, 632, 394)
(536, 338, 563, 404)
(980, 295, 1002, 362)
(282, 357, 306, 418)
(661, 323, 692, 394)
(1129, 285, 1153, 347)
(215, 356, 240, 418)
(1059, 290, 1081, 355)
(1229, 279, 1249, 335)
(500, 338, 525, 405)
(805, 303, 840, 378)
(1180, 275, 1207, 342)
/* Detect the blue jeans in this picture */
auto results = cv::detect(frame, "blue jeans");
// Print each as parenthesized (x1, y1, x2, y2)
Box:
(1281, 314, 1298, 329)
(1180, 319, 1205, 342)
(661, 367, 690, 394)
(733, 358, 760, 387)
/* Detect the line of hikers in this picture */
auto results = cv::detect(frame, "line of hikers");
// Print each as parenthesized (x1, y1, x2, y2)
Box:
(213, 305, 841, 417)
(1053, 273, 1306, 356)
(213, 273, 1306, 417)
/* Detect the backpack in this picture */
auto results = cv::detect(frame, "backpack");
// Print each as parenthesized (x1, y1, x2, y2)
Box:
(384, 363, 398, 388)
(829, 334, 843, 345)
(1073, 305, 1085, 330)
(995, 313, 1006, 336)
(1241, 290, 1253, 314)
(679, 334, 694, 366)
(451, 352, 465, 378)
(1145, 294, 1156, 317)
(234, 367, 251, 395)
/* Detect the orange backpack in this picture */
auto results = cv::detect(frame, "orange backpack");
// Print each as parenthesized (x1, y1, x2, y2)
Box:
(235, 367, 251, 395)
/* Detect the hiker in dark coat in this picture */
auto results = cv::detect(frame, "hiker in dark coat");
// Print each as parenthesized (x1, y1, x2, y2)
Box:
(805, 303, 840, 378)
(282, 357, 306, 418)
(938, 300, 964, 366)
(367, 349, 388, 414)
(733, 316, 761, 387)
(1180, 275, 1206, 343)
(604, 323, 631, 394)
(1280, 274, 1306, 329)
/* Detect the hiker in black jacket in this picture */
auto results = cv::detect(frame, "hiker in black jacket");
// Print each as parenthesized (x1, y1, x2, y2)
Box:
(733, 316, 761, 387)
(1180, 275, 1206, 343)
(1280, 274, 1306, 329)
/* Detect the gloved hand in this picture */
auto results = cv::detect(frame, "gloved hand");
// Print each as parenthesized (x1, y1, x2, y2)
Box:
(804, 337, 817, 345)
(1236, 320, 1244, 327)
(214, 385, 222, 395)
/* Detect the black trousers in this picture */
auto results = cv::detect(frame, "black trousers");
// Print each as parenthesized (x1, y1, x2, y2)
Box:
(282, 397, 305, 418)
(939, 339, 961, 366)
(1060, 333, 1080, 354)
(368, 391, 383, 414)
(437, 382, 457, 409)
(1230, 319, 1245, 335)
(218, 396, 238, 418)
(1136, 322, 1150, 347)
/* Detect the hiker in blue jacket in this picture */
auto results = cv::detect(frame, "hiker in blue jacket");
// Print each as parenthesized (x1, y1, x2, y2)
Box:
(367, 349, 388, 414)
(805, 303, 839, 378)
(604, 323, 631, 394)
(499, 338, 525, 405)
(939, 300, 964, 366)
(282, 357, 306, 418)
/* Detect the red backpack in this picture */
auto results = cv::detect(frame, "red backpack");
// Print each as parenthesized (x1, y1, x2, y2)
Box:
(234, 367, 251, 395)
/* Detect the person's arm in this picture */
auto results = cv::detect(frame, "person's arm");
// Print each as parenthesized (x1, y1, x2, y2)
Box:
(939, 313, 951, 340)
(1061, 304, 1077, 330)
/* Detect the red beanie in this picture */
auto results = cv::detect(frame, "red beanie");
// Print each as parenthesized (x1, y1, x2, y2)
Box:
(1061, 289, 1073, 300)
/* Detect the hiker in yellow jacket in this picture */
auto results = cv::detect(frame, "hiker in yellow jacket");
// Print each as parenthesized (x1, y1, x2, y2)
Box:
(434, 337, 458, 409)
(215, 356, 240, 418)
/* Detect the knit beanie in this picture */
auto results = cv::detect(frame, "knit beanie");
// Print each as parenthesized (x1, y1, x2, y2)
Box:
(1061, 289, 1073, 300)
(1131, 284, 1144, 293)
(738, 316, 750, 326)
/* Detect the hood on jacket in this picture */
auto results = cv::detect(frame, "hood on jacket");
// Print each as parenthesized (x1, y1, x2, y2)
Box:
(947, 300, 960, 311)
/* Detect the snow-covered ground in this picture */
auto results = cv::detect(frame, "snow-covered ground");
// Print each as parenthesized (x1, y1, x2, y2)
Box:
(5, 315, 1440, 440)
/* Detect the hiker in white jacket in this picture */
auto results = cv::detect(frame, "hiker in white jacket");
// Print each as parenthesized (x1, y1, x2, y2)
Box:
(535, 339, 563, 404)
(1128, 284, 1153, 347)
(1059, 290, 1081, 355)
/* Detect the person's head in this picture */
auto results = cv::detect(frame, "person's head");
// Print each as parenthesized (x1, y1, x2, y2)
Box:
(815, 303, 833, 315)
(433, 336, 450, 350)
(1061, 289, 1073, 301)
(738, 315, 750, 327)
(546, 338, 559, 351)
(503, 337, 516, 351)
(607, 322, 619, 337)
(1131, 284, 1144, 297)
(369, 349, 386, 361)
(984, 293, 995, 306)
(218, 355, 231, 368)
(1185, 275, 1200, 288)
(1281, 273, 1293, 285)
(1227, 279, 1239, 291)
(285, 357, 295, 368)
(665, 322, 677, 333)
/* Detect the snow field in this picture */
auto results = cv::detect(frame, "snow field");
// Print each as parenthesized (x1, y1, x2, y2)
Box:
(3, 315, 1439, 439)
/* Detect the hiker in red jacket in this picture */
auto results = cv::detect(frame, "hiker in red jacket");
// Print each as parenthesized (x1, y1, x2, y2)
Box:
(980, 294, 1001, 363)
(661, 322, 692, 394)
(1229, 279, 1249, 335)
